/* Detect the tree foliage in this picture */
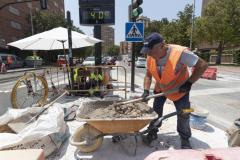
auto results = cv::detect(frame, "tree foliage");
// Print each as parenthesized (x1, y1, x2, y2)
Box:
(194, 0, 240, 64)
(29, 11, 83, 34)
(107, 45, 120, 56)
(145, 4, 193, 47)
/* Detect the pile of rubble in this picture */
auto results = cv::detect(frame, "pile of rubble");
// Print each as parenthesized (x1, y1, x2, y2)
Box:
(79, 102, 156, 119)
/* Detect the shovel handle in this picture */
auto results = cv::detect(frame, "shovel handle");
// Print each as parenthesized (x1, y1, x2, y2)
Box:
(26, 90, 69, 124)
(115, 92, 165, 106)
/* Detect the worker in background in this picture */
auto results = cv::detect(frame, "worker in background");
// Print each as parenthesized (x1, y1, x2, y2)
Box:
(88, 69, 104, 96)
(140, 33, 208, 149)
(7, 55, 13, 69)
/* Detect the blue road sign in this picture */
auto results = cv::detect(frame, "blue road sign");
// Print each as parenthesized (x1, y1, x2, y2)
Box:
(125, 22, 144, 42)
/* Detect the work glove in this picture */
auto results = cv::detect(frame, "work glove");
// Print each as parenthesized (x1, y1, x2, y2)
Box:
(141, 89, 149, 101)
(179, 80, 192, 93)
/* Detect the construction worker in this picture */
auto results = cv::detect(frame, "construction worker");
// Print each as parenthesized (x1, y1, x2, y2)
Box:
(140, 33, 208, 149)
(73, 68, 79, 82)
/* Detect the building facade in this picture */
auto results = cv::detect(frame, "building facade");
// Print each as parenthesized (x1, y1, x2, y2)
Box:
(101, 25, 114, 55)
(120, 41, 132, 55)
(137, 16, 150, 28)
(0, 0, 64, 50)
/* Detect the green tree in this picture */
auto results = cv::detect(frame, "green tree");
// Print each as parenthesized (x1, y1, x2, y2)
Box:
(29, 11, 83, 34)
(107, 45, 120, 56)
(194, 0, 240, 64)
(144, 4, 193, 47)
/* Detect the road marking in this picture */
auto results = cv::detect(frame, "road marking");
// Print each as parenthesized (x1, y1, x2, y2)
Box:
(191, 87, 240, 96)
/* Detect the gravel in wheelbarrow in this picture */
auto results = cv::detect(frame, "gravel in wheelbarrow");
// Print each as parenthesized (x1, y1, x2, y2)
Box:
(77, 100, 157, 119)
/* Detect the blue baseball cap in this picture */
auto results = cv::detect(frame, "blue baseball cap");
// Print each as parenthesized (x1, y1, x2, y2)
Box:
(140, 32, 164, 54)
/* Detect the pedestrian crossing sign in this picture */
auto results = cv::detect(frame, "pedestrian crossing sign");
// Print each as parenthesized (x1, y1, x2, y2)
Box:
(125, 22, 144, 42)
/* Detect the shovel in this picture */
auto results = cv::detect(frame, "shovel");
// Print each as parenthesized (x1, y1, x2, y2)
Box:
(114, 92, 165, 107)
(7, 90, 68, 133)
(114, 88, 179, 107)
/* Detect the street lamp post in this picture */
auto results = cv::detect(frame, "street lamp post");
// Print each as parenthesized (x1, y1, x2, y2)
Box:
(190, 0, 195, 51)
(29, 3, 36, 68)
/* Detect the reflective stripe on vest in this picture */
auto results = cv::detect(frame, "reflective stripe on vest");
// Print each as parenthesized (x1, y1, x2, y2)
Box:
(147, 44, 189, 101)
(74, 68, 79, 81)
(98, 74, 103, 81)
(90, 73, 96, 80)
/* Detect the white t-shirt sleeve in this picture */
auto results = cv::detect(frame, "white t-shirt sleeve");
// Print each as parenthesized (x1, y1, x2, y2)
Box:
(180, 50, 199, 67)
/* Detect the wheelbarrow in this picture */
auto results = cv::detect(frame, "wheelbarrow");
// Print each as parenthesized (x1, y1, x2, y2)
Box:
(70, 99, 193, 154)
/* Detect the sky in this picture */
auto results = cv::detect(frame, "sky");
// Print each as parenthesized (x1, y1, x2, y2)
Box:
(64, 0, 202, 45)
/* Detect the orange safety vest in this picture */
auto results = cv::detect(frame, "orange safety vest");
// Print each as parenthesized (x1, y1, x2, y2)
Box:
(147, 44, 189, 101)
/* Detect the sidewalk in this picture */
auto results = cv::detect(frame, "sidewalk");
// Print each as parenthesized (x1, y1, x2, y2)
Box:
(47, 91, 228, 159)
(0, 65, 230, 159)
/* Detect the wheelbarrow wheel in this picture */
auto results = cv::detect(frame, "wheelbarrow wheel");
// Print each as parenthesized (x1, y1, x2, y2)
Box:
(70, 124, 103, 153)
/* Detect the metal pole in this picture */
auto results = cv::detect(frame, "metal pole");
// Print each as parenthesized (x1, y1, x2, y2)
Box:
(94, 25, 102, 66)
(29, 4, 34, 35)
(67, 11, 74, 90)
(29, 3, 36, 68)
(190, 0, 195, 50)
(131, 0, 135, 92)
(61, 40, 71, 88)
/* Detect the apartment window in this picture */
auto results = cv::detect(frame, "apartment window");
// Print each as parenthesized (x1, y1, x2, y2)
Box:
(10, 21, 22, 30)
(9, 6, 20, 16)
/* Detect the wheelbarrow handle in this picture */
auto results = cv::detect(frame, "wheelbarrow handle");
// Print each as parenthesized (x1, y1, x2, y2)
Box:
(155, 108, 195, 126)
(140, 108, 194, 135)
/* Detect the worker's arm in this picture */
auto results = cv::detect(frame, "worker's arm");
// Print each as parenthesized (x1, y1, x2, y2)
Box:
(141, 69, 152, 99)
(188, 57, 208, 83)
(143, 69, 152, 90)
(178, 50, 208, 93)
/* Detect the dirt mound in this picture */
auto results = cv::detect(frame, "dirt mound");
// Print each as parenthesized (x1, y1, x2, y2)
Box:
(79, 102, 156, 119)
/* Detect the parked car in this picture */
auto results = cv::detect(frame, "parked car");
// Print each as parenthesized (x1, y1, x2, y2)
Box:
(127, 57, 132, 62)
(57, 55, 69, 67)
(136, 57, 146, 68)
(0, 53, 24, 69)
(25, 56, 43, 67)
(82, 56, 95, 66)
(101, 56, 109, 65)
(108, 56, 117, 65)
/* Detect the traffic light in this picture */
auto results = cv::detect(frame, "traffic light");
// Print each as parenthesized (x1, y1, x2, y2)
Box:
(131, 0, 143, 21)
(40, 0, 47, 10)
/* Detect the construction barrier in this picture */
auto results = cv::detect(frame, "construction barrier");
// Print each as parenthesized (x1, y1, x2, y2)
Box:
(192, 67, 217, 80)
